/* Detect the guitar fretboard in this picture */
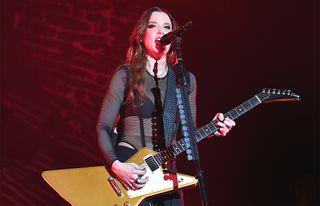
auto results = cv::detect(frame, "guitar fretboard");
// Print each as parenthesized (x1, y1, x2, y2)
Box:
(151, 95, 262, 166)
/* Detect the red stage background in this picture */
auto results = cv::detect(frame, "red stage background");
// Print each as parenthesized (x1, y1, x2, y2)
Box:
(1, 0, 319, 205)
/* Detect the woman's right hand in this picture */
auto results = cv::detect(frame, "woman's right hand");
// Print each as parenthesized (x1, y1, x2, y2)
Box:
(111, 160, 149, 190)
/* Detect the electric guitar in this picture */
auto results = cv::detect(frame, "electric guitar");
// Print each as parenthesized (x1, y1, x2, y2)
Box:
(42, 88, 300, 206)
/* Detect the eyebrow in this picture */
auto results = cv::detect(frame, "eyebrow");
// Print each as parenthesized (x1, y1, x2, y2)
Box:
(148, 21, 172, 26)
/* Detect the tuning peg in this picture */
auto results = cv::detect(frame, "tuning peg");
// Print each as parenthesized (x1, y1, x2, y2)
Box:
(265, 88, 271, 93)
(287, 90, 291, 95)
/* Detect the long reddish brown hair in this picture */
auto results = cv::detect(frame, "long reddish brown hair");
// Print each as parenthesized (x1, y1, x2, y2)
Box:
(126, 7, 178, 105)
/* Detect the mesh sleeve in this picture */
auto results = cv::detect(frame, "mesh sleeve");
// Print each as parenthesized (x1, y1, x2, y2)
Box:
(96, 67, 128, 167)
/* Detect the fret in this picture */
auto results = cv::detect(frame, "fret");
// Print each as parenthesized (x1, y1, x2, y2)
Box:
(208, 123, 217, 131)
(172, 145, 177, 154)
(208, 123, 218, 136)
(225, 112, 232, 119)
(162, 151, 168, 161)
(172, 145, 179, 155)
(198, 128, 206, 138)
(199, 127, 207, 137)
(178, 142, 184, 153)
(179, 139, 185, 152)
(158, 154, 164, 165)
(229, 109, 238, 119)
(173, 146, 178, 155)
(162, 154, 168, 163)
(181, 140, 187, 151)
(195, 130, 203, 142)
(195, 130, 201, 142)
(247, 98, 254, 107)
(235, 105, 246, 115)
(159, 153, 165, 163)
(154, 154, 162, 165)
(167, 149, 174, 158)
(176, 141, 185, 153)
(160, 152, 167, 163)
(249, 97, 260, 107)
(234, 107, 241, 116)
(154, 154, 160, 165)
(243, 101, 252, 111)
(177, 140, 184, 151)
(203, 125, 211, 136)
(167, 147, 174, 158)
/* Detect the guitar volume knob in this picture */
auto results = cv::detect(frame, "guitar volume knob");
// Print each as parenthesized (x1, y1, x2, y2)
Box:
(124, 202, 131, 206)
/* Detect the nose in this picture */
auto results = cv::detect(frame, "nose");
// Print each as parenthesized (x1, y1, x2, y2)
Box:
(157, 27, 164, 35)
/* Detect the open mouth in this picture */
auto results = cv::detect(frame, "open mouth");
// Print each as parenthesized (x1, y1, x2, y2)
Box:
(155, 37, 162, 43)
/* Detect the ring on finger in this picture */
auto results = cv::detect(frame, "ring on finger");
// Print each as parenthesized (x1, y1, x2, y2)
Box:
(135, 177, 142, 184)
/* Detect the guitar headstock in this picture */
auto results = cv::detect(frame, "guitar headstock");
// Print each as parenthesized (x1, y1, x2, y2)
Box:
(258, 88, 301, 103)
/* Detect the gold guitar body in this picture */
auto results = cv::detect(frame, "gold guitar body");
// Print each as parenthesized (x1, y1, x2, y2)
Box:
(42, 147, 198, 206)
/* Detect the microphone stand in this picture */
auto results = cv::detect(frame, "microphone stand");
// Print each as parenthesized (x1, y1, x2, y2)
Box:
(174, 37, 209, 206)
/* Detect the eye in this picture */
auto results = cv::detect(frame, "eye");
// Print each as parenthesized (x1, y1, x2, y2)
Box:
(147, 24, 156, 29)
(164, 25, 171, 30)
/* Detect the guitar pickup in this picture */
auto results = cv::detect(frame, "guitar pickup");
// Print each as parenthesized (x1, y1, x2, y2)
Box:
(108, 177, 122, 197)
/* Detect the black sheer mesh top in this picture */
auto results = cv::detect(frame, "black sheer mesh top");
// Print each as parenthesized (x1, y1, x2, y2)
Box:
(96, 65, 197, 167)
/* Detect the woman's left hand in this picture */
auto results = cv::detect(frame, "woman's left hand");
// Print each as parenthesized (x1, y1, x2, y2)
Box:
(213, 113, 236, 136)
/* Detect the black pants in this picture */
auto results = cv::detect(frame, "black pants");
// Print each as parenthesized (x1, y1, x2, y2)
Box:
(115, 145, 184, 206)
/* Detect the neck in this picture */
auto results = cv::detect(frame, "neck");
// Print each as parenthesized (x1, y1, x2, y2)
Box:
(146, 55, 168, 78)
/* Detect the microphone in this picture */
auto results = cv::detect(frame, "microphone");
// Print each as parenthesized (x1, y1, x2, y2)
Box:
(158, 21, 192, 45)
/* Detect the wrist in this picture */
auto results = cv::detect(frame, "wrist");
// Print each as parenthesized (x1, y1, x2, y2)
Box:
(111, 160, 121, 170)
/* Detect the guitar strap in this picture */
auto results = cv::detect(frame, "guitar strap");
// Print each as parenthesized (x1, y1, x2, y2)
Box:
(163, 66, 190, 146)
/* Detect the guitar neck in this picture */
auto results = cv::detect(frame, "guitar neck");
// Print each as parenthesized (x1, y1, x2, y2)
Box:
(153, 95, 262, 165)
(196, 94, 262, 142)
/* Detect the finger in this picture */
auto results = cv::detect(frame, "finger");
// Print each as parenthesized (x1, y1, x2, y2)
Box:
(217, 113, 225, 122)
(215, 121, 227, 129)
(129, 182, 137, 190)
(132, 163, 147, 172)
(139, 163, 147, 170)
(214, 130, 219, 136)
(130, 163, 140, 169)
(224, 118, 236, 127)
(224, 122, 233, 129)
(129, 164, 146, 176)
(124, 181, 134, 190)
(134, 177, 149, 188)
(219, 128, 227, 136)
(135, 183, 145, 189)
(138, 176, 149, 184)
(130, 174, 139, 182)
(213, 113, 224, 121)
(134, 168, 147, 176)
(214, 130, 223, 136)
(214, 128, 227, 137)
